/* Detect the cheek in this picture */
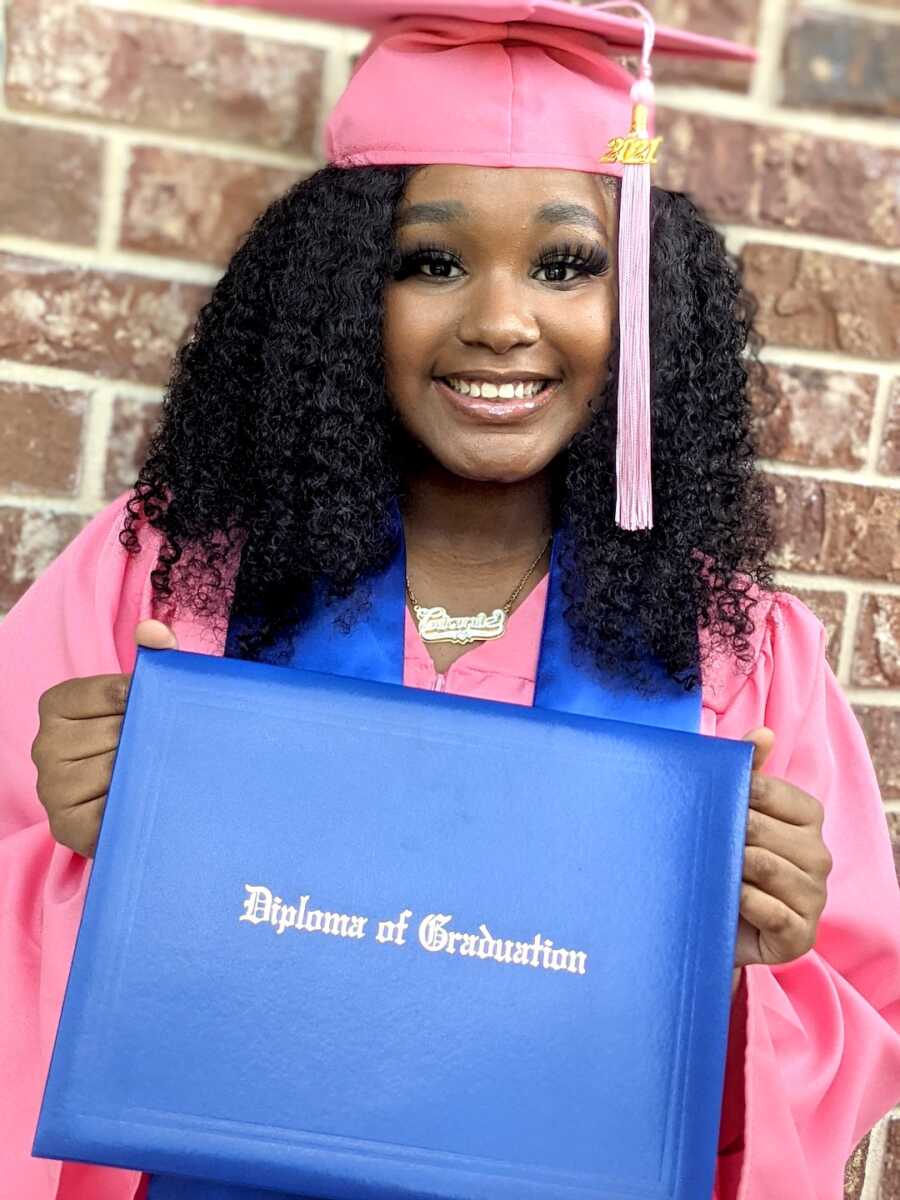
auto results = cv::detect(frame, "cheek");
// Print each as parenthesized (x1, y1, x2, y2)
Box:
(543, 297, 615, 407)
(381, 291, 404, 386)
(555, 290, 616, 362)
(382, 286, 445, 385)
(381, 291, 435, 441)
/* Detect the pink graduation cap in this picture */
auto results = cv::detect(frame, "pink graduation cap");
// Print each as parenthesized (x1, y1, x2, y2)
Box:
(209, 0, 756, 530)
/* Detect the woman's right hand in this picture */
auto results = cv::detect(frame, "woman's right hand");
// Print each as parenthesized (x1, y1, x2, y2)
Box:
(31, 620, 179, 859)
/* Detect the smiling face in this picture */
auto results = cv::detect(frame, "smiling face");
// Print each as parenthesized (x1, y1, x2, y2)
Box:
(382, 165, 618, 485)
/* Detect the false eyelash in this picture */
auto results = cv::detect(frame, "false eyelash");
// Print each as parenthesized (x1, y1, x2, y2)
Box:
(535, 241, 611, 277)
(390, 241, 462, 279)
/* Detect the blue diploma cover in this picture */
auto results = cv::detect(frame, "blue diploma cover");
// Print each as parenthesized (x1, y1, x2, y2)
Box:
(33, 640, 753, 1200)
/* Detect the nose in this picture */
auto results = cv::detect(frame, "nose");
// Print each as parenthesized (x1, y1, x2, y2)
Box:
(456, 274, 540, 355)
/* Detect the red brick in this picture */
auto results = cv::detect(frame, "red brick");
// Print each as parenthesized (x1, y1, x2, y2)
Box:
(766, 475, 900, 583)
(879, 379, 900, 476)
(742, 246, 900, 360)
(753, 366, 877, 470)
(881, 1114, 900, 1198)
(758, 133, 900, 252)
(853, 707, 900, 800)
(783, 12, 900, 119)
(654, 111, 756, 225)
(0, 506, 87, 611)
(104, 395, 162, 501)
(121, 147, 299, 266)
(0, 252, 209, 386)
(853, 595, 900, 688)
(0, 121, 101, 245)
(788, 589, 846, 673)
(655, 114, 900, 250)
(0, 383, 87, 497)
(5, 0, 324, 155)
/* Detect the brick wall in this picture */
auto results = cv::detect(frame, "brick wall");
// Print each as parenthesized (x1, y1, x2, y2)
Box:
(0, 0, 898, 1188)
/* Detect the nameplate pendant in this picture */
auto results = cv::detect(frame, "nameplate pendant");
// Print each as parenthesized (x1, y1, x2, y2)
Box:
(414, 605, 507, 646)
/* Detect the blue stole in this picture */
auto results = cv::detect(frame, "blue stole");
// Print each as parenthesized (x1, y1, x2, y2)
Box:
(223, 529, 701, 734)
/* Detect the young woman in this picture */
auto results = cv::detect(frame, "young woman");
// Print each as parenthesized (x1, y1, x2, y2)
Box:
(3, 4, 899, 1199)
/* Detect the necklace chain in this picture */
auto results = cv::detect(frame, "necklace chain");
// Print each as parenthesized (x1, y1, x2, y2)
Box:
(405, 538, 552, 616)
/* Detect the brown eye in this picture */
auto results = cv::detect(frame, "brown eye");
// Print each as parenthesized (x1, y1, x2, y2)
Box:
(534, 242, 610, 285)
(535, 261, 585, 284)
(419, 255, 463, 279)
(392, 244, 465, 282)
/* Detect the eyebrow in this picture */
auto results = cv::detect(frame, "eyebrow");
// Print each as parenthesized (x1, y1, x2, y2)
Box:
(534, 202, 607, 237)
(393, 198, 608, 236)
(393, 201, 467, 230)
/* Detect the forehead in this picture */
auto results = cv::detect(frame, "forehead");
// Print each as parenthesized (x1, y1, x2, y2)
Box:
(397, 165, 615, 233)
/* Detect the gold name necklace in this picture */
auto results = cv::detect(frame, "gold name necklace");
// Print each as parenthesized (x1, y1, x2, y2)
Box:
(406, 539, 552, 647)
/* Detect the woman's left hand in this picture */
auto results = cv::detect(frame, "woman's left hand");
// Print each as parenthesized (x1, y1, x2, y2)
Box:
(733, 727, 834, 972)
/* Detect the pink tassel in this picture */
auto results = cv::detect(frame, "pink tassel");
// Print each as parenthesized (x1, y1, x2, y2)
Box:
(615, 75, 655, 532)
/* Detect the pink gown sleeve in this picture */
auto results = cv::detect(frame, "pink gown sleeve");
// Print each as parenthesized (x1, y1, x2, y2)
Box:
(703, 592, 900, 1200)
(0, 493, 160, 1200)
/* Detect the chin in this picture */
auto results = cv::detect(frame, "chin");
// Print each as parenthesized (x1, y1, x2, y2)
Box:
(435, 446, 558, 485)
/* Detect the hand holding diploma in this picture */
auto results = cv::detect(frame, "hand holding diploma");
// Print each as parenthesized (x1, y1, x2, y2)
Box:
(732, 728, 834, 995)
(31, 620, 178, 859)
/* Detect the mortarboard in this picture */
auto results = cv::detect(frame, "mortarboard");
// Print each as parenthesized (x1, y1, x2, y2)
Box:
(209, 0, 757, 530)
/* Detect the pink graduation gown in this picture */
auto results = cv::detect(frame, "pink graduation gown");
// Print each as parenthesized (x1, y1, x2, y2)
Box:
(2, 494, 899, 1200)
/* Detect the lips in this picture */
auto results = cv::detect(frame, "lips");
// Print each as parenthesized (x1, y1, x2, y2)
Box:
(433, 377, 560, 424)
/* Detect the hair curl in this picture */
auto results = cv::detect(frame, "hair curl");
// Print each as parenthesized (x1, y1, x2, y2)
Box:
(122, 163, 774, 689)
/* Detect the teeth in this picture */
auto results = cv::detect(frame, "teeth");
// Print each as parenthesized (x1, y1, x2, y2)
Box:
(444, 378, 549, 400)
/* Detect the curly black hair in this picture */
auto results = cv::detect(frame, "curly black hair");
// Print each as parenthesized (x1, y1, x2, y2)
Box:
(121, 163, 774, 690)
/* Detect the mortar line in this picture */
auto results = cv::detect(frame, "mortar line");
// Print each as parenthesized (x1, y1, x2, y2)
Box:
(749, 0, 791, 111)
(721, 224, 900, 265)
(88, 0, 353, 48)
(757, 347, 896, 377)
(841, 688, 900, 706)
(97, 138, 129, 257)
(77, 387, 115, 507)
(860, 1114, 890, 1200)
(0, 495, 101, 515)
(774, 572, 900, 599)
(759, 459, 900, 490)
(865, 375, 895, 475)
(836, 591, 862, 687)
(0, 235, 223, 283)
(655, 87, 900, 147)
(804, 0, 900, 25)
(0, 361, 163, 398)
